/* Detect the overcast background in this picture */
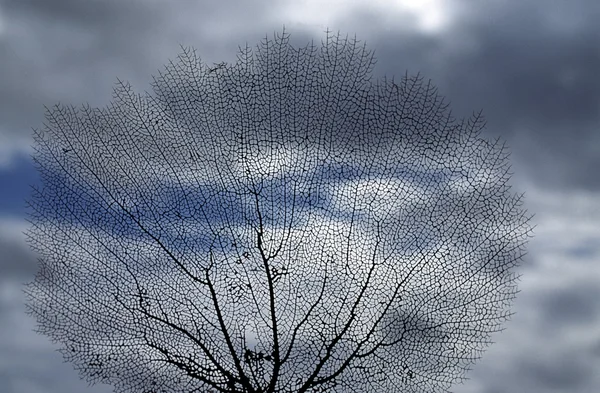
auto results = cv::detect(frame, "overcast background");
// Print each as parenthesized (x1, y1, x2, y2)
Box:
(0, 0, 598, 392)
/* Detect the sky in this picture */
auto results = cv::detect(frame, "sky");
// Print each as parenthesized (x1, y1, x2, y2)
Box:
(0, 0, 599, 392)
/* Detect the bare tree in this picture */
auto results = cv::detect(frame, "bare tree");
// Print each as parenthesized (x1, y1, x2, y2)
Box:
(24, 28, 534, 393)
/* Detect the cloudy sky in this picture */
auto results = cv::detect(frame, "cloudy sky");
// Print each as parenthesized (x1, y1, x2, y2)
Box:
(0, 0, 599, 392)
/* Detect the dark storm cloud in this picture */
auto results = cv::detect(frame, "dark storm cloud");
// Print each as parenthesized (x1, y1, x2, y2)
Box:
(441, 0, 600, 191)
(339, 0, 600, 191)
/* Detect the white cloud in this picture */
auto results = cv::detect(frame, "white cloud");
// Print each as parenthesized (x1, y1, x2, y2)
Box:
(277, 0, 461, 34)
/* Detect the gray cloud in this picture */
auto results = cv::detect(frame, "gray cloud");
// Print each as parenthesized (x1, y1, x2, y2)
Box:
(536, 281, 600, 330)
(0, 0, 273, 154)
(515, 353, 594, 391)
(0, 235, 37, 280)
(3, 0, 598, 191)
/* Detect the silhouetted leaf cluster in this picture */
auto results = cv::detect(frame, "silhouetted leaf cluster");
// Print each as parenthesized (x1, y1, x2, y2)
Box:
(24, 27, 534, 393)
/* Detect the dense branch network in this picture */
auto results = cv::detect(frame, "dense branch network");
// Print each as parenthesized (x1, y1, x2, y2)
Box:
(24, 28, 534, 393)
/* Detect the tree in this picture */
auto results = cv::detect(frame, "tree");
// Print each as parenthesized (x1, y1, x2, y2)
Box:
(24, 28, 534, 393)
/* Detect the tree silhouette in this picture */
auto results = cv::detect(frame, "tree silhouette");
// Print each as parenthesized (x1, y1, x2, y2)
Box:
(24, 28, 534, 393)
